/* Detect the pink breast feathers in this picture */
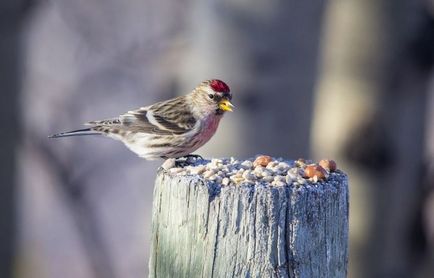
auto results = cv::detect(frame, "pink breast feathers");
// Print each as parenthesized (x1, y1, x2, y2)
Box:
(196, 115, 221, 146)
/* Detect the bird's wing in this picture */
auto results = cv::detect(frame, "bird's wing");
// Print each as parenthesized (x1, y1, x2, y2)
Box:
(113, 97, 197, 135)
(86, 118, 121, 126)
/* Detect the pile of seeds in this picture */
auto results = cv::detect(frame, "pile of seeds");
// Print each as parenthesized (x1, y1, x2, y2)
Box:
(162, 155, 339, 187)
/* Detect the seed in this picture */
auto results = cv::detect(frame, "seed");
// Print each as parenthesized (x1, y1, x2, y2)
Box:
(272, 180, 286, 187)
(274, 168, 287, 175)
(295, 159, 306, 167)
(285, 175, 294, 184)
(169, 168, 185, 174)
(161, 158, 176, 170)
(241, 160, 253, 169)
(274, 175, 285, 183)
(254, 165, 264, 172)
(203, 170, 215, 179)
(266, 161, 278, 169)
(222, 177, 230, 186)
(252, 167, 262, 177)
(262, 176, 274, 182)
(236, 179, 244, 184)
(210, 159, 223, 168)
(242, 170, 256, 181)
(287, 169, 298, 178)
(297, 178, 307, 184)
(190, 166, 206, 175)
(261, 169, 273, 177)
(278, 162, 290, 171)
(253, 155, 273, 167)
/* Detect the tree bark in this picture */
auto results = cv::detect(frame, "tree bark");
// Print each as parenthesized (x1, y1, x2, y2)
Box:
(149, 168, 349, 278)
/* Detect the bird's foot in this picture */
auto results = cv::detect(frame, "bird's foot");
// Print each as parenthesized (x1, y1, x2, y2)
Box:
(182, 154, 204, 160)
(174, 154, 204, 167)
(161, 154, 205, 170)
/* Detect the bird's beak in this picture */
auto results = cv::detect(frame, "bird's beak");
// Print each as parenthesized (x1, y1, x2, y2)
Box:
(218, 99, 234, 112)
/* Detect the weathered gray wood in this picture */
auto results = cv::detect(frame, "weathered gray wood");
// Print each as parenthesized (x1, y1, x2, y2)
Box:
(149, 168, 348, 278)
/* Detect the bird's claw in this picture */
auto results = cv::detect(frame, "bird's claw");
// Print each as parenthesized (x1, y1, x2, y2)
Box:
(174, 154, 204, 167)
(183, 154, 204, 160)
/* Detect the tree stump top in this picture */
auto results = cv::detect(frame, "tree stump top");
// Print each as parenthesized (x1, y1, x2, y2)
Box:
(162, 156, 345, 193)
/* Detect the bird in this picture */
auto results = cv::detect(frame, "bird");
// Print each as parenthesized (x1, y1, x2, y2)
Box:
(49, 79, 234, 160)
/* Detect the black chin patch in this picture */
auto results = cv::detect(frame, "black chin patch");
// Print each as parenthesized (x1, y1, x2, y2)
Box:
(215, 109, 224, 115)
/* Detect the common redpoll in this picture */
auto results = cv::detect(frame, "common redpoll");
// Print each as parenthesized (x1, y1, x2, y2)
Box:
(49, 79, 233, 160)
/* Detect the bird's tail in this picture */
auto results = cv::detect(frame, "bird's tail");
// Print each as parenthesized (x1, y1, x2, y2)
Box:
(49, 128, 101, 138)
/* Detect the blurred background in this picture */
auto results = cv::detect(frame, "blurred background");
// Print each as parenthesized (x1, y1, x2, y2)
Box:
(1, 0, 434, 277)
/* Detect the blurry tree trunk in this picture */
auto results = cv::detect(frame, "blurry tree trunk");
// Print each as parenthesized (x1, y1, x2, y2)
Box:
(18, 1, 191, 277)
(312, 0, 433, 277)
(377, 5, 433, 276)
(0, 0, 30, 276)
(177, 0, 327, 159)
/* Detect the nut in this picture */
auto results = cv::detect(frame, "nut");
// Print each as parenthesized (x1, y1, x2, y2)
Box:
(303, 164, 327, 180)
(253, 155, 273, 167)
(319, 159, 337, 172)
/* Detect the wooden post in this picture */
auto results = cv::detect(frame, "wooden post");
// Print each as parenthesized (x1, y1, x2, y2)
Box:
(149, 160, 349, 277)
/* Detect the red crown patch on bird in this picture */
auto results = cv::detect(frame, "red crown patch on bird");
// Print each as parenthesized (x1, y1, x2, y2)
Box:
(210, 79, 230, 93)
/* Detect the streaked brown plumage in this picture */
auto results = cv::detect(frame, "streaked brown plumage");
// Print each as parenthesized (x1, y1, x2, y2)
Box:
(49, 79, 233, 159)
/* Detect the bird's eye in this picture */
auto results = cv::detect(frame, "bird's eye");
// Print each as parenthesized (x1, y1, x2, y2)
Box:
(208, 94, 214, 99)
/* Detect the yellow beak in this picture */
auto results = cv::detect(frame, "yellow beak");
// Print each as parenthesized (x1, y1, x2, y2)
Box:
(218, 99, 234, 112)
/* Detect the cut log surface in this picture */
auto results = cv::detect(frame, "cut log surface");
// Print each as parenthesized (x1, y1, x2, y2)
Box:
(149, 157, 348, 278)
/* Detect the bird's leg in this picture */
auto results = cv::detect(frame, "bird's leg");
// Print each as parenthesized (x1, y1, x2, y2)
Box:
(173, 154, 204, 168)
